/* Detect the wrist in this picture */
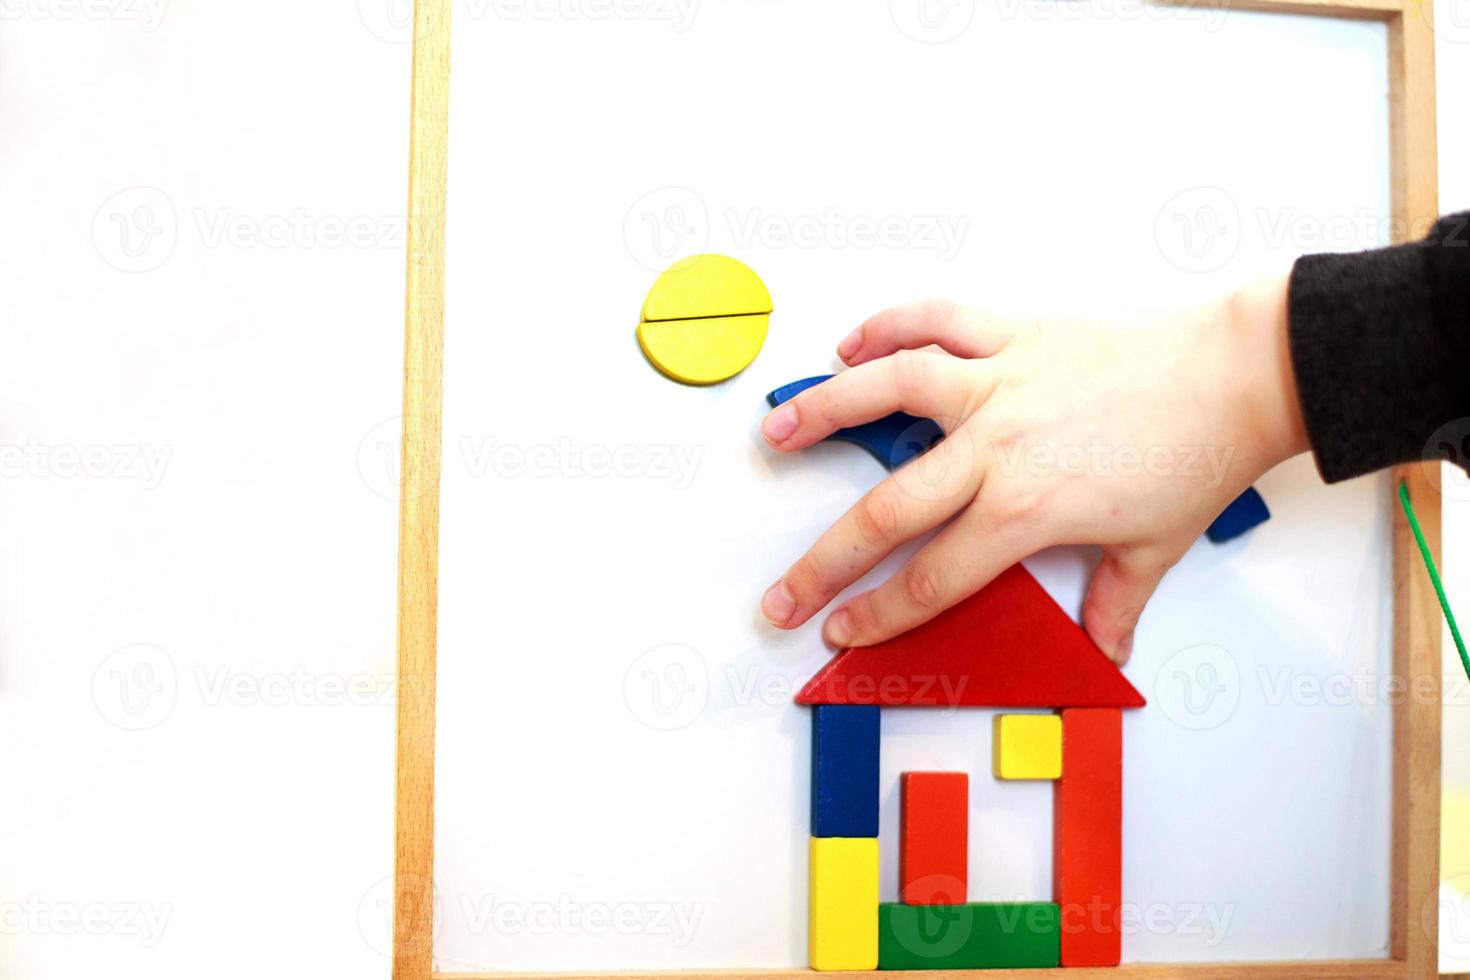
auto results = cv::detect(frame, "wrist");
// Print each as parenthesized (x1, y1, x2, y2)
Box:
(1222, 274, 1311, 473)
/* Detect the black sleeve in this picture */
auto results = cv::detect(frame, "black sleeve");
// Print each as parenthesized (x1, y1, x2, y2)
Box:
(1287, 211, 1470, 483)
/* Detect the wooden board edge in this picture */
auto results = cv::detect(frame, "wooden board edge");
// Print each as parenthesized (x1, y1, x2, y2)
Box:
(435, 960, 1406, 980)
(1155, 0, 1402, 20)
(395, 0, 452, 978)
(1393, 463, 1445, 980)
(1387, 0, 1442, 974)
(406, 2, 1444, 978)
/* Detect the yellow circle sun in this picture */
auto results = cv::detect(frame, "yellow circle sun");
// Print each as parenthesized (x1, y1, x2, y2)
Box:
(636, 254, 771, 385)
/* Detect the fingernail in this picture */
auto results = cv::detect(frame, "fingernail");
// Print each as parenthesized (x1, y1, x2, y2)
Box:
(824, 609, 852, 647)
(761, 404, 799, 445)
(1115, 631, 1134, 664)
(761, 580, 796, 627)
(837, 327, 863, 361)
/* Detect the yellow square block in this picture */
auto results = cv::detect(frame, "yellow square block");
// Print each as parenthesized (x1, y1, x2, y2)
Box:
(809, 837, 879, 970)
(992, 713, 1063, 780)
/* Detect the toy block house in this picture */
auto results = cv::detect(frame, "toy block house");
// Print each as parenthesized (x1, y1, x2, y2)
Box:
(798, 564, 1145, 971)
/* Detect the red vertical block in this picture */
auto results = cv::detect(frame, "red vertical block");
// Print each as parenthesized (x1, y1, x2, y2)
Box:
(1053, 708, 1123, 966)
(900, 772, 968, 905)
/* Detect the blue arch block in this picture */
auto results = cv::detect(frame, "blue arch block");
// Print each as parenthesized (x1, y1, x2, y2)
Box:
(767, 375, 943, 469)
(767, 375, 1272, 544)
(1205, 487, 1271, 544)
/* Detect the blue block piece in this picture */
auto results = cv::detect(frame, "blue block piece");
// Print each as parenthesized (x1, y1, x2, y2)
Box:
(767, 375, 944, 469)
(1206, 487, 1271, 544)
(811, 704, 880, 838)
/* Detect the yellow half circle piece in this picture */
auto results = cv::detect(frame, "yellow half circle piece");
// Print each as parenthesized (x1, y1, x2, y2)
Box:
(640, 254, 772, 323)
(637, 313, 770, 386)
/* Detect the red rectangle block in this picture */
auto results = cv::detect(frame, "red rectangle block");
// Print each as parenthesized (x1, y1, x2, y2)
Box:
(900, 772, 968, 905)
(1053, 708, 1123, 966)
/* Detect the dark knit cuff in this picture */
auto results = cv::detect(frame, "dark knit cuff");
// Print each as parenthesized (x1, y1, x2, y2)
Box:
(1287, 217, 1468, 483)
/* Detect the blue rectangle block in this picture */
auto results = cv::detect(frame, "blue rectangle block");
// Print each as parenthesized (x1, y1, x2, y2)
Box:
(1205, 487, 1271, 544)
(811, 704, 880, 838)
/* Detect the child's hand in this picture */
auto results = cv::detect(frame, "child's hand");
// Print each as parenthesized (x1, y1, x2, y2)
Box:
(758, 277, 1307, 664)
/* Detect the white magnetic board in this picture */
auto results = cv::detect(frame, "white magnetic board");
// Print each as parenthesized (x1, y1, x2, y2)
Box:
(434, 2, 1393, 970)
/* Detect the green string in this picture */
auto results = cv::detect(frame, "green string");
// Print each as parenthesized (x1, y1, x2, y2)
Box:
(1398, 478, 1470, 683)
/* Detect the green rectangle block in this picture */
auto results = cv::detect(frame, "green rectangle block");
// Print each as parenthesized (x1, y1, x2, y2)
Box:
(878, 902, 1060, 969)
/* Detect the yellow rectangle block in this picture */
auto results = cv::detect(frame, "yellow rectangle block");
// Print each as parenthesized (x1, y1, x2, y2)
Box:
(809, 836, 879, 970)
(993, 713, 1063, 780)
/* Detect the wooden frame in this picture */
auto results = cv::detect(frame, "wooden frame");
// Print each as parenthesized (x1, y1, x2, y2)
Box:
(391, 0, 1444, 976)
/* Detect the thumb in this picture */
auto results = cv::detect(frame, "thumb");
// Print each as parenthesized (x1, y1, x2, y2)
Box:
(1082, 547, 1176, 665)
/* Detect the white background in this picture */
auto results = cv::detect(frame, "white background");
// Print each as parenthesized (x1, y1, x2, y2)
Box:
(0, 0, 1467, 978)
(0, 4, 408, 978)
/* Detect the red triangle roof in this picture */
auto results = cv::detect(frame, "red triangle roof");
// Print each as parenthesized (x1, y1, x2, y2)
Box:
(796, 564, 1145, 709)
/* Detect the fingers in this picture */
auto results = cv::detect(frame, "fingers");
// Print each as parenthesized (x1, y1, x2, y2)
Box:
(1081, 546, 1178, 664)
(761, 349, 990, 451)
(838, 299, 1030, 366)
(761, 432, 984, 631)
(819, 505, 1027, 648)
